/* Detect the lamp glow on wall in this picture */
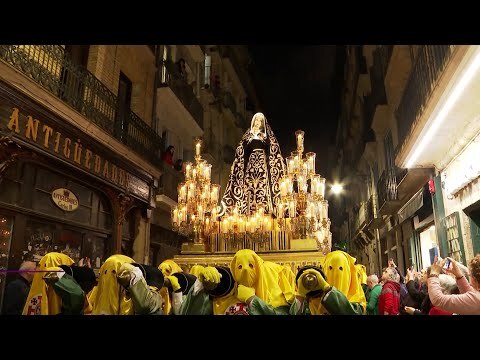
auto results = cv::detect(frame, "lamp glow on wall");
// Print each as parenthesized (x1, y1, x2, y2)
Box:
(405, 46, 480, 169)
(171, 137, 220, 244)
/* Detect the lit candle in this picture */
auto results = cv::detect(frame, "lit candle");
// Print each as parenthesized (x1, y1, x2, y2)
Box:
(280, 177, 288, 198)
(277, 204, 284, 218)
(292, 151, 299, 172)
(178, 182, 187, 202)
(287, 177, 293, 195)
(306, 152, 315, 174)
(319, 177, 326, 199)
(204, 164, 212, 181)
(298, 175, 306, 193)
(185, 162, 192, 180)
(195, 140, 201, 156)
(239, 217, 246, 233)
(172, 207, 178, 224)
(192, 168, 197, 180)
(210, 184, 219, 203)
(295, 130, 304, 150)
(258, 206, 264, 217)
(188, 182, 195, 200)
(286, 156, 295, 175)
(311, 175, 320, 196)
(289, 200, 296, 218)
(302, 161, 308, 177)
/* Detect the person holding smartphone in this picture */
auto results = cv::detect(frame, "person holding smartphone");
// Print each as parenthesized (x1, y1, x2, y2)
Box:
(426, 255, 480, 315)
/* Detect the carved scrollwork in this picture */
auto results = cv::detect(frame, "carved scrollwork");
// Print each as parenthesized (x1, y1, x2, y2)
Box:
(0, 136, 39, 177)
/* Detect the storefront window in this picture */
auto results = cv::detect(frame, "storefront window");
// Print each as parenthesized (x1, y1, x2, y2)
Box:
(121, 240, 133, 258)
(23, 220, 56, 262)
(83, 235, 106, 269)
(419, 225, 438, 268)
(56, 229, 82, 262)
(445, 212, 465, 264)
(0, 214, 13, 312)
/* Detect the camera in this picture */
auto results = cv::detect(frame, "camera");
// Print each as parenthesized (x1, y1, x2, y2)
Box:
(443, 258, 451, 270)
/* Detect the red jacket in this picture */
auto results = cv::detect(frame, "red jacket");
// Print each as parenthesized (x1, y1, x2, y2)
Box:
(378, 281, 400, 315)
(429, 306, 453, 315)
(162, 151, 174, 166)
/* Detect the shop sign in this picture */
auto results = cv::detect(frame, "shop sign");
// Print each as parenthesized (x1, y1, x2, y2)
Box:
(51, 188, 79, 212)
(0, 104, 151, 202)
(442, 133, 480, 197)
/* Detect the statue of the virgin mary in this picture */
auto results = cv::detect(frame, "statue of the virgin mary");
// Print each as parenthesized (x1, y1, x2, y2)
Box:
(219, 112, 286, 216)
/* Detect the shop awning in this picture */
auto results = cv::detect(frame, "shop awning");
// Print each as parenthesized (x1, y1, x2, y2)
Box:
(398, 188, 423, 223)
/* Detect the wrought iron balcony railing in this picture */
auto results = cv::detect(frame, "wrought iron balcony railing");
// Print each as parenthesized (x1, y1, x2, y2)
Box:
(377, 169, 398, 207)
(0, 45, 163, 167)
(160, 60, 204, 129)
(396, 45, 455, 148)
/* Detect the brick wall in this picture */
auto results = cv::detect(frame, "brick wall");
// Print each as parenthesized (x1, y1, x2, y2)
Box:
(87, 45, 156, 126)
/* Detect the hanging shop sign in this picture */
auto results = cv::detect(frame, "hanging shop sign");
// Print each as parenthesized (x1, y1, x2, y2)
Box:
(0, 104, 151, 202)
(51, 188, 79, 212)
(442, 133, 480, 197)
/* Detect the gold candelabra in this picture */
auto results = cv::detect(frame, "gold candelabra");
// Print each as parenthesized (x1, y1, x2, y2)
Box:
(277, 130, 332, 253)
(171, 138, 220, 245)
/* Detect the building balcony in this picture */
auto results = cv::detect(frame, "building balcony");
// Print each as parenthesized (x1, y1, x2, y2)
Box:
(0, 45, 163, 167)
(156, 163, 183, 206)
(396, 45, 454, 150)
(377, 169, 402, 216)
(217, 45, 250, 95)
(158, 60, 204, 131)
(395, 45, 457, 167)
(396, 167, 432, 204)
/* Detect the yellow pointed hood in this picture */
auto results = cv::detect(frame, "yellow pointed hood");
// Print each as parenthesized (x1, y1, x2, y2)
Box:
(23, 252, 74, 315)
(355, 264, 368, 285)
(92, 254, 135, 315)
(230, 249, 295, 308)
(158, 259, 183, 276)
(322, 250, 366, 310)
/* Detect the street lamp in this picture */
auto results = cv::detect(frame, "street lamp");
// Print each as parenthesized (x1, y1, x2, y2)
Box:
(331, 183, 344, 195)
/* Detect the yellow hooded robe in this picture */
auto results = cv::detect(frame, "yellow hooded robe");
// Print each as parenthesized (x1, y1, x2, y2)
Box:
(23, 252, 74, 315)
(158, 259, 183, 315)
(213, 249, 296, 314)
(91, 254, 135, 315)
(306, 251, 366, 315)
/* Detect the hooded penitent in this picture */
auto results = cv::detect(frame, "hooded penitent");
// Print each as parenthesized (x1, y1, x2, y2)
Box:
(213, 249, 295, 314)
(321, 250, 366, 311)
(92, 254, 135, 315)
(355, 264, 368, 285)
(158, 259, 183, 314)
(158, 259, 183, 276)
(23, 252, 75, 315)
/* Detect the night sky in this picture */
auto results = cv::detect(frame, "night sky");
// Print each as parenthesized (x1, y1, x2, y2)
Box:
(247, 45, 346, 178)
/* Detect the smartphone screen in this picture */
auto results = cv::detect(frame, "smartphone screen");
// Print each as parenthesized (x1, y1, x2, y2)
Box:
(443, 259, 451, 270)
